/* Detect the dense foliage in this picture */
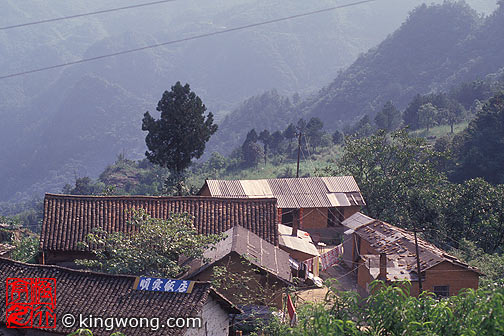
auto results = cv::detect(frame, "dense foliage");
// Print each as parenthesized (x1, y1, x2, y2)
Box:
(76, 209, 223, 277)
(451, 91, 504, 183)
(332, 128, 504, 255)
(262, 280, 504, 336)
(305, 2, 504, 128)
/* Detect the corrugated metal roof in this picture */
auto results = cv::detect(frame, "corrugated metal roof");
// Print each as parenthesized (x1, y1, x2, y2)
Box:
(341, 212, 375, 230)
(202, 176, 365, 208)
(278, 224, 319, 258)
(322, 176, 359, 193)
(240, 179, 273, 197)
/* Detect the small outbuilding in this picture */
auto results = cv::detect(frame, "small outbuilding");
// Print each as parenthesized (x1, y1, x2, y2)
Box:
(342, 213, 482, 297)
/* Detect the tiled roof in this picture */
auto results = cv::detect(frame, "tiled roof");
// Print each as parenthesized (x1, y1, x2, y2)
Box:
(201, 176, 365, 208)
(353, 215, 481, 281)
(41, 194, 278, 252)
(185, 226, 292, 283)
(0, 258, 238, 336)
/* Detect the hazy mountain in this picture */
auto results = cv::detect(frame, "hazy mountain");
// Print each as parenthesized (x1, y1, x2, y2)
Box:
(212, 0, 503, 152)
(0, 0, 499, 202)
(302, 1, 504, 128)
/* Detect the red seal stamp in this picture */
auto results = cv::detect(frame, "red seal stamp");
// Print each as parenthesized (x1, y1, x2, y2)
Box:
(5, 278, 56, 329)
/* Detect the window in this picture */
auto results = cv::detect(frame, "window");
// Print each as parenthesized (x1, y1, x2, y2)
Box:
(433, 285, 449, 298)
(281, 208, 294, 226)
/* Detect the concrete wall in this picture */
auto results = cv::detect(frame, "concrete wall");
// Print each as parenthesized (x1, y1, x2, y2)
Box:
(279, 245, 314, 262)
(342, 233, 354, 269)
(185, 296, 230, 336)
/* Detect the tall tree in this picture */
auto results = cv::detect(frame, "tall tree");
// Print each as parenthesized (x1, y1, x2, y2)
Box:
(259, 129, 272, 166)
(305, 117, 324, 151)
(375, 101, 401, 131)
(403, 94, 428, 130)
(418, 103, 437, 131)
(269, 130, 284, 154)
(142, 82, 218, 175)
(241, 129, 263, 167)
(332, 130, 344, 145)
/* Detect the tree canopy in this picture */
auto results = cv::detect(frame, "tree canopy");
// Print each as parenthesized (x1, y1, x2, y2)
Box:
(142, 82, 218, 174)
(451, 91, 504, 184)
(76, 209, 223, 277)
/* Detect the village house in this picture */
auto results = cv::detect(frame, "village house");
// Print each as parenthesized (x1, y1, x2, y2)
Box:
(199, 176, 365, 243)
(342, 213, 481, 297)
(40, 193, 278, 266)
(182, 225, 292, 309)
(0, 257, 239, 336)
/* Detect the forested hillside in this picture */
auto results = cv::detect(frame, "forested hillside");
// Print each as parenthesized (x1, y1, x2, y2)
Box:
(211, 1, 504, 154)
(303, 1, 504, 128)
(0, 0, 435, 202)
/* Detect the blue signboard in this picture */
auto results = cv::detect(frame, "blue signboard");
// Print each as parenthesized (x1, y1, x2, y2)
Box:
(133, 277, 195, 293)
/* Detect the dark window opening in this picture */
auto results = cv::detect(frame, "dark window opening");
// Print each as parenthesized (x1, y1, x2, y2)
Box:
(433, 285, 449, 298)
(281, 208, 294, 226)
(328, 207, 344, 226)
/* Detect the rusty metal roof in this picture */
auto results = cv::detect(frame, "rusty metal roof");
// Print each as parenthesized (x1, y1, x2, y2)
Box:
(201, 176, 365, 208)
(355, 216, 481, 281)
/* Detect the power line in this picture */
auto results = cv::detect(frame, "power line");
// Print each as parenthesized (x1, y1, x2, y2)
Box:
(0, 0, 177, 31)
(0, 0, 377, 81)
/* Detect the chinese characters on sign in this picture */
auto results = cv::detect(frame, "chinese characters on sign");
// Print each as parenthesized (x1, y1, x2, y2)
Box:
(133, 277, 194, 293)
(5, 278, 57, 329)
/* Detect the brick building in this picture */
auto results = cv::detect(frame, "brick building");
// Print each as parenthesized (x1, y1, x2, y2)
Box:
(199, 176, 365, 240)
(342, 213, 481, 297)
(40, 193, 278, 266)
(0, 257, 239, 336)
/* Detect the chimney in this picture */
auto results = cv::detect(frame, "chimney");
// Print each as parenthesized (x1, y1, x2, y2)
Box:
(292, 209, 299, 237)
(379, 253, 387, 281)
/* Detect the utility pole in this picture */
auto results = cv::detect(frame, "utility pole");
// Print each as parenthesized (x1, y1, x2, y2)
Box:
(413, 227, 423, 292)
(296, 131, 302, 178)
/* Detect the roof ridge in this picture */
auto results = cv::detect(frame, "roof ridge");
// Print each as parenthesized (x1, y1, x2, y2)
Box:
(0, 257, 213, 283)
(45, 193, 277, 202)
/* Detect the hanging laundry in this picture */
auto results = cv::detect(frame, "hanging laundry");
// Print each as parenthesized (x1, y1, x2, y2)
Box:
(320, 244, 343, 271)
(303, 257, 314, 273)
(287, 294, 297, 326)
